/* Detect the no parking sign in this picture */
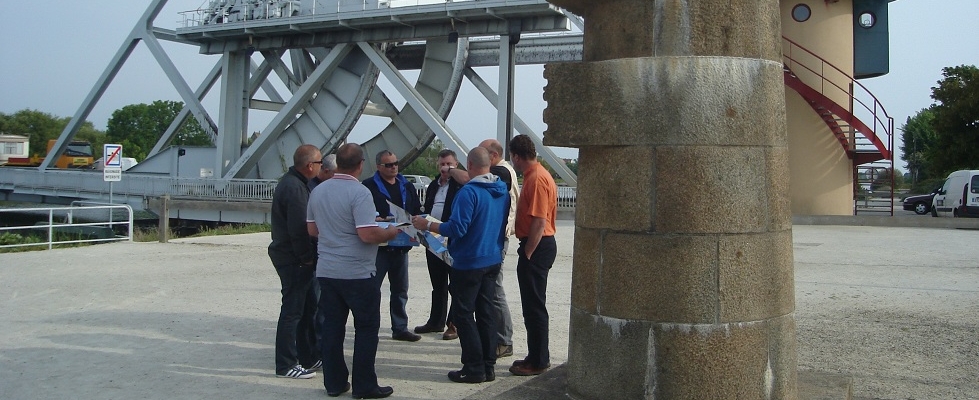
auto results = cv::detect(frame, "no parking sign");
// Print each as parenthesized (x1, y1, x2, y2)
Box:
(103, 144, 122, 182)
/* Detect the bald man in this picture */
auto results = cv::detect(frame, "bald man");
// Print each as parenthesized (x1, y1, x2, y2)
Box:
(411, 147, 509, 383)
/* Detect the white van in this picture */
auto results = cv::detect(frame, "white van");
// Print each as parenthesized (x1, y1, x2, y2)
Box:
(931, 169, 979, 217)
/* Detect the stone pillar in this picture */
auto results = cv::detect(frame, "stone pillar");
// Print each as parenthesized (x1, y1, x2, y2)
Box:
(543, 1, 797, 398)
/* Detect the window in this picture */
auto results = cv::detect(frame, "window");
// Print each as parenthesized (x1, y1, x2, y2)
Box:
(857, 12, 876, 29)
(792, 4, 811, 22)
(3, 142, 24, 155)
(971, 175, 979, 194)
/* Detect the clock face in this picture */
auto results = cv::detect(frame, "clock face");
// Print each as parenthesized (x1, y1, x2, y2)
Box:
(858, 12, 876, 28)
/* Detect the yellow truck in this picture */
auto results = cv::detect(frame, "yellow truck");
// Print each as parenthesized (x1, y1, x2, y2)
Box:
(4, 139, 95, 169)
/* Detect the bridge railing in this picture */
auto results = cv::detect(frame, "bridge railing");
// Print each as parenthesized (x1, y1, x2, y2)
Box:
(1, 169, 577, 220)
(0, 203, 133, 251)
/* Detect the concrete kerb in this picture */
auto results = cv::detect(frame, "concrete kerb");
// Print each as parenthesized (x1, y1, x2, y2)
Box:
(1, 218, 977, 399)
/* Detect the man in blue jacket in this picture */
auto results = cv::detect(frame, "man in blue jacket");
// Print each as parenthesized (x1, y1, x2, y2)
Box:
(362, 150, 423, 342)
(411, 147, 509, 383)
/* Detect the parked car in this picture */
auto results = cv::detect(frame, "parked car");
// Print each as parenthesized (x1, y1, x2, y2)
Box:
(931, 169, 979, 217)
(902, 188, 940, 215)
(403, 174, 432, 191)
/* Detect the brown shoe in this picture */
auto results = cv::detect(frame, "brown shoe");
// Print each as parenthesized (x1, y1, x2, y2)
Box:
(442, 322, 458, 340)
(509, 363, 549, 376)
(496, 344, 513, 358)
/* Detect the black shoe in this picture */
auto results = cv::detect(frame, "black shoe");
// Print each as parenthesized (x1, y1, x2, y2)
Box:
(327, 382, 350, 397)
(485, 367, 496, 382)
(413, 324, 444, 334)
(352, 386, 394, 399)
(392, 331, 422, 342)
(448, 370, 486, 384)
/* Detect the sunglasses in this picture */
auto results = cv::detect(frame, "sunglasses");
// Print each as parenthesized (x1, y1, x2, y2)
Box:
(380, 162, 399, 168)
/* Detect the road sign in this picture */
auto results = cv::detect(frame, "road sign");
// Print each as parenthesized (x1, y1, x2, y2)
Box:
(104, 144, 122, 167)
(103, 167, 122, 182)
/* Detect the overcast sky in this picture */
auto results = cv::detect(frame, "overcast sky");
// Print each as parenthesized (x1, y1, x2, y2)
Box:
(1, 0, 977, 167)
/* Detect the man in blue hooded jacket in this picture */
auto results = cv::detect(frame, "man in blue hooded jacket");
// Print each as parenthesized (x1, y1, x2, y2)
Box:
(411, 147, 509, 383)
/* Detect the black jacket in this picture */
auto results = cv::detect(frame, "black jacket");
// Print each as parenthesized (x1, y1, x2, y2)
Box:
(268, 166, 316, 266)
(423, 174, 463, 222)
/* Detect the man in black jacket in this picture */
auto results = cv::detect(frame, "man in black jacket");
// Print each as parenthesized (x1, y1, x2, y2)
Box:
(269, 144, 322, 379)
(413, 149, 464, 340)
(362, 150, 424, 342)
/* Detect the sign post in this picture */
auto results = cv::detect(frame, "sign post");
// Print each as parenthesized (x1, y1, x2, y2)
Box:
(103, 144, 123, 204)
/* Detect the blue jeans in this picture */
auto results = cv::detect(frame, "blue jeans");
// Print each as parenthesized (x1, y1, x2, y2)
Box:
(318, 277, 382, 395)
(450, 264, 501, 377)
(375, 248, 410, 334)
(274, 262, 318, 374)
(516, 236, 557, 368)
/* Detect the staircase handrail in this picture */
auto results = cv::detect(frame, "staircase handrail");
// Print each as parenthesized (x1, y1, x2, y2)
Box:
(781, 35, 893, 159)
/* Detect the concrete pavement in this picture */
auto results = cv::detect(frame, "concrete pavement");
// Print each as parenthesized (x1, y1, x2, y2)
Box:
(1, 220, 977, 399)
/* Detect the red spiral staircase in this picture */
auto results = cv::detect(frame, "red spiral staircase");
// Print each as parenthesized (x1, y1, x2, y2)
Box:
(781, 36, 895, 215)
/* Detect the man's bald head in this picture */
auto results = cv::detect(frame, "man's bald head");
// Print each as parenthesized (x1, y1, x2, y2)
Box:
(467, 147, 491, 177)
(478, 139, 504, 164)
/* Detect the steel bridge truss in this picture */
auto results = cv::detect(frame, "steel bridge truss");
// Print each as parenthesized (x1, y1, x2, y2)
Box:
(35, 0, 582, 187)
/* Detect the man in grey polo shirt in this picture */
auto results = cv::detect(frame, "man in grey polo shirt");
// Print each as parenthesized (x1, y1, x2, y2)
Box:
(307, 143, 401, 399)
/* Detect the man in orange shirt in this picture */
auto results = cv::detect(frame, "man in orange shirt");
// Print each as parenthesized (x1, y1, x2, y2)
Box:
(506, 135, 558, 376)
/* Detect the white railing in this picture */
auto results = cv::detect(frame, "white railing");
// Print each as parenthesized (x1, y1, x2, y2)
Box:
(176, 0, 539, 28)
(0, 203, 134, 251)
(415, 185, 577, 208)
(557, 185, 576, 208)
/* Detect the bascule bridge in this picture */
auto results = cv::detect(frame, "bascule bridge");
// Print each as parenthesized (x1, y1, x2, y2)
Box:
(2, 0, 582, 223)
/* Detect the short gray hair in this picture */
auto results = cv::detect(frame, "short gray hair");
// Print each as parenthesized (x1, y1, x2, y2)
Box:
(321, 154, 337, 171)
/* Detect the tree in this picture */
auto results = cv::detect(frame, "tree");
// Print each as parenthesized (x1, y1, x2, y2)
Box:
(0, 109, 106, 158)
(401, 138, 444, 178)
(925, 65, 979, 176)
(106, 100, 211, 161)
(565, 158, 579, 175)
(899, 108, 939, 185)
(869, 167, 895, 192)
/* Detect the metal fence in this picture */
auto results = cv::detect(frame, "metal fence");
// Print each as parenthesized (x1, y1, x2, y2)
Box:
(415, 185, 577, 209)
(0, 202, 134, 251)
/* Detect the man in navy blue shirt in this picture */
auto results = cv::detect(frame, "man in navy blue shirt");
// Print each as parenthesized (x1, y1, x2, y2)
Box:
(362, 150, 423, 342)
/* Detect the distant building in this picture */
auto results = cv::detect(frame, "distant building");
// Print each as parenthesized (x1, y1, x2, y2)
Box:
(0, 134, 30, 165)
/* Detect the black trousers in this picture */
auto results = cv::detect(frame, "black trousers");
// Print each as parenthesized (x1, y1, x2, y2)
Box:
(450, 264, 501, 377)
(274, 262, 318, 374)
(423, 251, 452, 328)
(516, 236, 557, 369)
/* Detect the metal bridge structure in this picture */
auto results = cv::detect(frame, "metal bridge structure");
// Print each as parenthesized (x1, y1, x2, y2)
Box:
(0, 0, 584, 223)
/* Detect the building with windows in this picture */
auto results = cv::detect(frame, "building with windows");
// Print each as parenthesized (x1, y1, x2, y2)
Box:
(0, 134, 30, 165)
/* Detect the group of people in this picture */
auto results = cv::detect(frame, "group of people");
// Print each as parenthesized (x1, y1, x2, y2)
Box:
(267, 135, 558, 398)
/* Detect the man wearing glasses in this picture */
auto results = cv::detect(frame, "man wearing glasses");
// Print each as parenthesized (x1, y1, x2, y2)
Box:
(269, 144, 323, 379)
(362, 150, 424, 342)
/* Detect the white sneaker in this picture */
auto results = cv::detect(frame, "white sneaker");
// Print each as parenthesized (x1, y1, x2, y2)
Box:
(277, 364, 315, 379)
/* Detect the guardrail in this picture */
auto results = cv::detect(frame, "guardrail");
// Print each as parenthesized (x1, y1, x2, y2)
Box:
(176, 0, 544, 28)
(414, 185, 577, 209)
(0, 203, 133, 251)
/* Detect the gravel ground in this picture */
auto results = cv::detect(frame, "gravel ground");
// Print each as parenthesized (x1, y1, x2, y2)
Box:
(793, 225, 979, 399)
(0, 222, 976, 399)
